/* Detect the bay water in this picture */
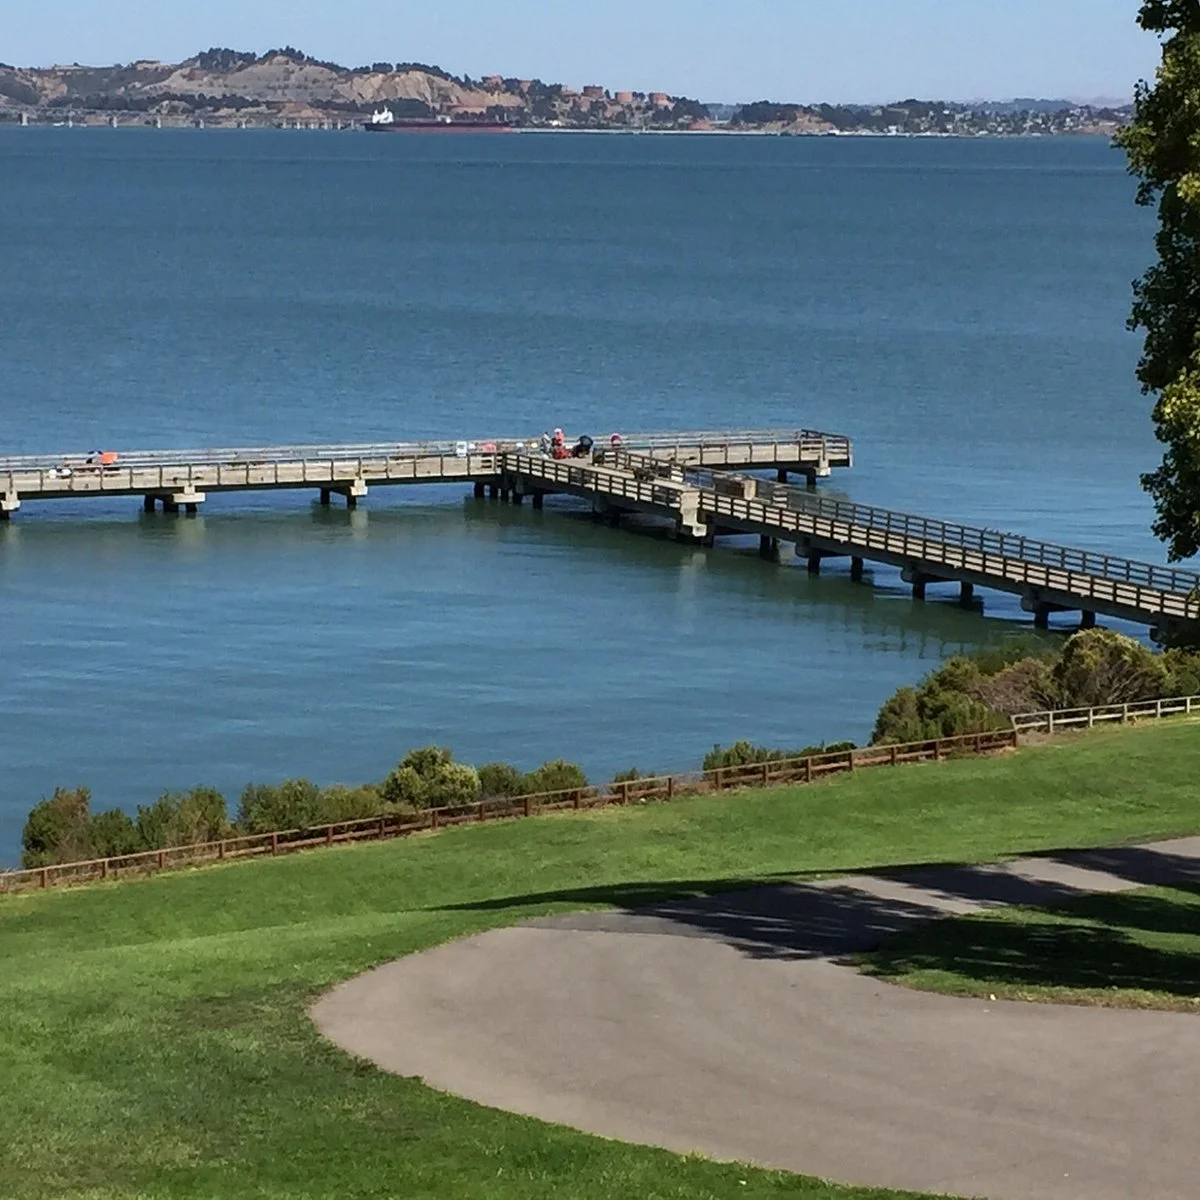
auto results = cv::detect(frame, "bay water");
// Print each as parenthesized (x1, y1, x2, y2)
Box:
(0, 128, 1158, 864)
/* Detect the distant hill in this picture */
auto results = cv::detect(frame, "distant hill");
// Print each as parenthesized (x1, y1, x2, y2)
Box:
(0, 49, 1133, 136)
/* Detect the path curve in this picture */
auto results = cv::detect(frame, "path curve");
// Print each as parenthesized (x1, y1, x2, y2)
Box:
(312, 837, 1200, 1200)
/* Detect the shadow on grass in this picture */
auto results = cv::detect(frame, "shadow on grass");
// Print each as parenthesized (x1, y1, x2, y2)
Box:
(438, 843, 1200, 968)
(862, 890, 1200, 1001)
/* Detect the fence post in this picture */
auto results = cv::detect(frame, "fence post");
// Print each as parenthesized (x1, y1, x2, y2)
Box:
(846, 749, 855, 772)
(524, 795, 532, 818)
(975, 733, 982, 754)
(1157, 698, 1164, 718)
(1123, 703, 1130, 724)
(890, 745, 898, 766)
(378, 816, 385, 840)
(478, 802, 486, 823)
(804, 757, 813, 784)
(326, 825, 334, 846)
(667, 775, 675, 799)
(101, 858, 109, 880)
(431, 809, 439, 830)
(157, 849, 166, 869)
(573, 790, 581, 811)
(218, 840, 226, 861)
(934, 740, 943, 762)
(715, 767, 725, 791)
(270, 832, 278, 856)
(761, 762, 770, 786)
(1048, 711, 1055, 734)
(40, 868, 48, 889)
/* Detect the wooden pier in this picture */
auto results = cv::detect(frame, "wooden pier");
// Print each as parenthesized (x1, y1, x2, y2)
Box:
(3, 427, 1196, 636)
(0, 429, 851, 517)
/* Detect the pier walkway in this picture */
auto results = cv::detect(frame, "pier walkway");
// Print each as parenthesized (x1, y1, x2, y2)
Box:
(503, 450, 1200, 636)
(0, 429, 851, 516)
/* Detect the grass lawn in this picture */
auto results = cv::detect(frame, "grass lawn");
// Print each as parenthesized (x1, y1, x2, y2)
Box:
(859, 883, 1200, 1012)
(3, 721, 1200, 1200)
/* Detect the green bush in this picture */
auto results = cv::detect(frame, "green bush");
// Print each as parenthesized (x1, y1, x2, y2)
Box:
(478, 762, 525, 798)
(521, 759, 588, 795)
(1052, 629, 1168, 707)
(612, 767, 642, 785)
(871, 655, 1010, 746)
(21, 786, 96, 868)
(237, 779, 324, 834)
(380, 747, 481, 810)
(316, 784, 385, 824)
(703, 741, 858, 771)
(135, 787, 230, 849)
(89, 808, 140, 858)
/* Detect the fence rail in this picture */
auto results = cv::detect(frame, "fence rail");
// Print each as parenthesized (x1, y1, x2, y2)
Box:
(1011, 695, 1200, 734)
(0, 728, 1017, 895)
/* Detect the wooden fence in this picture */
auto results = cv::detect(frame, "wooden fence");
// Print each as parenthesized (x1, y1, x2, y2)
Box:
(0, 728, 1018, 895)
(1011, 694, 1200, 735)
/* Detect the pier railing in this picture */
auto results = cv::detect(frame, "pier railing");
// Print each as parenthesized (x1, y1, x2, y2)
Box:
(698, 475, 1200, 619)
(0, 728, 1016, 895)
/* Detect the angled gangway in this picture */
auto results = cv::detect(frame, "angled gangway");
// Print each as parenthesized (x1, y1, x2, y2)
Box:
(502, 449, 1200, 636)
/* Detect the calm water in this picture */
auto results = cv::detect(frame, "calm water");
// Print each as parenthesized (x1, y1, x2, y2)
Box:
(0, 129, 1158, 863)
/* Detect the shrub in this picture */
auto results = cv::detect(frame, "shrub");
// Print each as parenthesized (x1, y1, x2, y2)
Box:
(1052, 629, 1168, 707)
(703, 741, 857, 771)
(871, 656, 1009, 746)
(90, 808, 140, 858)
(21, 786, 95, 868)
(521, 759, 588, 795)
(237, 779, 323, 834)
(478, 762, 525, 798)
(317, 784, 385, 824)
(381, 747, 481, 810)
(612, 767, 642, 785)
(135, 787, 229, 849)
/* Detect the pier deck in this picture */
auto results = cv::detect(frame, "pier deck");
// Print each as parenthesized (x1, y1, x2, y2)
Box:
(0, 429, 851, 515)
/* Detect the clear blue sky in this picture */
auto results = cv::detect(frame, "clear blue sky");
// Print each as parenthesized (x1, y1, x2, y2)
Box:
(2, 0, 1161, 103)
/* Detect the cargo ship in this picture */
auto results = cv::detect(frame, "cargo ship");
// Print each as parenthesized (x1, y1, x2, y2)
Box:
(363, 106, 514, 133)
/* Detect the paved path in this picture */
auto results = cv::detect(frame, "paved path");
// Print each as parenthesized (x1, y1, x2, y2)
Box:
(312, 838, 1200, 1200)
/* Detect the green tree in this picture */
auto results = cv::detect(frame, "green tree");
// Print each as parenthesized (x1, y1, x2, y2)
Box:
(477, 762, 525, 798)
(1052, 629, 1168, 707)
(380, 747, 481, 810)
(520, 759, 588, 795)
(237, 779, 323, 834)
(135, 787, 229, 849)
(1118, 2, 1200, 558)
(21, 786, 95, 868)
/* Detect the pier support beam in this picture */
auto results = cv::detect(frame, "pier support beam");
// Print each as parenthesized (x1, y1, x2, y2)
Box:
(912, 578, 927, 601)
(473, 481, 486, 499)
(1034, 604, 1051, 631)
(776, 469, 788, 484)
(488, 484, 499, 499)
(1081, 610, 1097, 629)
(850, 556, 864, 583)
(319, 488, 331, 506)
(801, 468, 818, 490)
(532, 490, 544, 510)
(0, 492, 19, 519)
(806, 551, 822, 575)
(759, 535, 779, 561)
(959, 581, 975, 605)
(143, 494, 156, 513)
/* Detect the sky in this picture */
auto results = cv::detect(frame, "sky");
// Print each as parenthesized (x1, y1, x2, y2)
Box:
(0, 0, 1163, 103)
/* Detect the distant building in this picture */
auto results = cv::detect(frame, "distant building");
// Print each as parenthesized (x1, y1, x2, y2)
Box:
(448, 102, 489, 116)
(517, 80, 533, 92)
(615, 91, 634, 105)
(482, 75, 504, 88)
(583, 85, 605, 100)
(649, 92, 671, 108)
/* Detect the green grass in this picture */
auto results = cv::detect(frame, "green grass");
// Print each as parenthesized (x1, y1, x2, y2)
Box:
(859, 884, 1200, 1011)
(3, 721, 1200, 1200)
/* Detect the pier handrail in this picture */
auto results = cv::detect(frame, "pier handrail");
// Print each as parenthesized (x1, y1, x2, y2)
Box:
(700, 472, 1200, 599)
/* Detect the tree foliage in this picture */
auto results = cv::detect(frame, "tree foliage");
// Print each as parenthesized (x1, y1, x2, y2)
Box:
(1118, 2, 1200, 559)
(380, 747, 481, 810)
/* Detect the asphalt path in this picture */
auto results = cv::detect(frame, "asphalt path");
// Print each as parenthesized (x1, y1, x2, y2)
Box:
(312, 837, 1200, 1200)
